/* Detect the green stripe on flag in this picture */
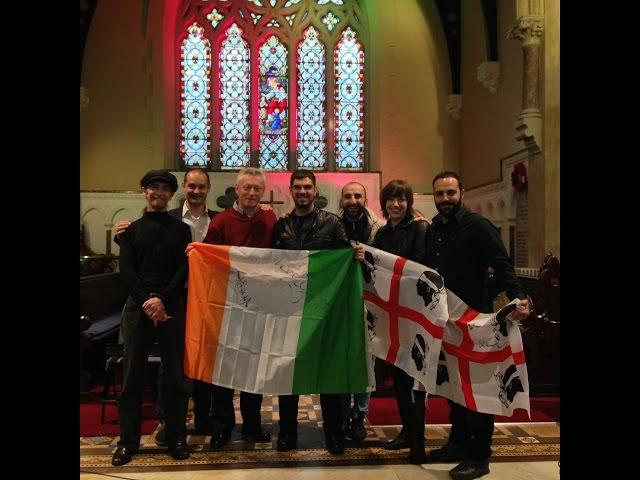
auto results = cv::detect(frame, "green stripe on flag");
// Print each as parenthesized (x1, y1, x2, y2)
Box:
(292, 248, 368, 394)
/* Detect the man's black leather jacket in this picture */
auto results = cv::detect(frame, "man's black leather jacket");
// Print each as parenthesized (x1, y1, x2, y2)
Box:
(273, 209, 350, 250)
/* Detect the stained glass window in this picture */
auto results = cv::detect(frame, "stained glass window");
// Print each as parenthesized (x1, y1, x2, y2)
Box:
(206, 9, 224, 29)
(180, 24, 211, 167)
(259, 36, 288, 170)
(297, 27, 326, 169)
(335, 27, 364, 170)
(321, 12, 340, 31)
(220, 23, 251, 169)
(177, 1, 367, 172)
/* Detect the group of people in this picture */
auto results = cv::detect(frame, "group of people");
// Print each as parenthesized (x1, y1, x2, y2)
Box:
(111, 165, 530, 480)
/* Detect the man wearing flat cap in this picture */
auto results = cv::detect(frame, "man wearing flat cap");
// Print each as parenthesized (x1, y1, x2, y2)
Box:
(112, 169, 192, 466)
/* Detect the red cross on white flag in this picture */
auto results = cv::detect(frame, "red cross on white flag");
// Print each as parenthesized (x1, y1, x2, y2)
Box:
(362, 245, 530, 417)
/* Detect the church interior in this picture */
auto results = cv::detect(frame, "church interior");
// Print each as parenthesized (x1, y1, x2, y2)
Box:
(80, 0, 560, 478)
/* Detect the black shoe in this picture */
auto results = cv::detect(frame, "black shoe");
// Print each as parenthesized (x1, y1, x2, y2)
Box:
(409, 448, 427, 465)
(426, 441, 466, 462)
(111, 446, 136, 466)
(349, 411, 367, 442)
(243, 427, 272, 443)
(168, 441, 190, 460)
(276, 431, 298, 452)
(325, 432, 345, 455)
(449, 460, 490, 480)
(384, 430, 409, 450)
(155, 422, 167, 446)
(209, 431, 231, 449)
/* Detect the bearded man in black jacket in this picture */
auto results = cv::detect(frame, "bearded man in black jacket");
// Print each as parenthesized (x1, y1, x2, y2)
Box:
(272, 169, 364, 456)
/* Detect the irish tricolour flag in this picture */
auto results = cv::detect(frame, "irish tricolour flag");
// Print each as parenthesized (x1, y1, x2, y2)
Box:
(184, 243, 372, 395)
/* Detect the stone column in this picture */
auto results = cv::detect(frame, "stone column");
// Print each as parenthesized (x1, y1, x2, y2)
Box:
(507, 1, 548, 269)
(507, 15, 544, 153)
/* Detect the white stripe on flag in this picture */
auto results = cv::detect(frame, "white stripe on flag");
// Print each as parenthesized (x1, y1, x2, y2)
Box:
(212, 247, 309, 394)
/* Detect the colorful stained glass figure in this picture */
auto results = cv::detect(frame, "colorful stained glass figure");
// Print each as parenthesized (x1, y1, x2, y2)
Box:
(180, 24, 211, 166)
(284, 0, 302, 7)
(297, 27, 326, 169)
(317, 0, 344, 5)
(219, 23, 251, 169)
(266, 18, 281, 28)
(259, 35, 288, 170)
(285, 13, 296, 26)
(334, 27, 364, 170)
(321, 12, 339, 31)
(250, 12, 262, 24)
(206, 8, 224, 29)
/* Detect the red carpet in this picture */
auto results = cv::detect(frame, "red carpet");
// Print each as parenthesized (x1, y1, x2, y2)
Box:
(367, 395, 559, 425)
(80, 393, 559, 436)
(80, 381, 159, 437)
(80, 401, 158, 437)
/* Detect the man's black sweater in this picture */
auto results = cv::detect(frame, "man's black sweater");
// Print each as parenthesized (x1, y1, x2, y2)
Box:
(425, 206, 524, 312)
(118, 211, 192, 309)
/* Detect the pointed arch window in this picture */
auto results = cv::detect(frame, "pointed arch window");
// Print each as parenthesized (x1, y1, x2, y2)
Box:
(177, 0, 368, 172)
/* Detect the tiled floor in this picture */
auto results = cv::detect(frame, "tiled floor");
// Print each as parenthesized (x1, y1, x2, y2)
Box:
(80, 462, 560, 479)
(81, 394, 559, 479)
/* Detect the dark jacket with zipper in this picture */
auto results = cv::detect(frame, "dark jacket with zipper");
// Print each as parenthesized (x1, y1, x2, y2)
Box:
(272, 208, 350, 250)
(373, 215, 429, 265)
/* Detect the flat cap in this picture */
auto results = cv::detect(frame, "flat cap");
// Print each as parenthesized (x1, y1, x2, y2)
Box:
(140, 169, 178, 193)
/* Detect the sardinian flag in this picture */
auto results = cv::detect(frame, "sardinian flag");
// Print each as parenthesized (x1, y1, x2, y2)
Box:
(362, 244, 530, 417)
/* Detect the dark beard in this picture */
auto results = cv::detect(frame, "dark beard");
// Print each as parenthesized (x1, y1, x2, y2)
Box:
(436, 200, 462, 217)
(345, 206, 364, 221)
(294, 197, 315, 212)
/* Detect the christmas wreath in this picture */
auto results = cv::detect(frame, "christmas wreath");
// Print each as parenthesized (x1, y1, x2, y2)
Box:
(511, 162, 527, 191)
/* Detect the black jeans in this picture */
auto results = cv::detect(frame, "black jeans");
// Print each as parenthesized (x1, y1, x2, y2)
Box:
(191, 379, 214, 429)
(210, 384, 264, 434)
(155, 364, 192, 422)
(447, 399, 494, 461)
(390, 363, 426, 451)
(278, 394, 349, 437)
(117, 296, 187, 449)
(278, 395, 299, 434)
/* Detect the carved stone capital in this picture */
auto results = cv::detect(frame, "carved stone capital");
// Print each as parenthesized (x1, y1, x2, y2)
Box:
(506, 15, 544, 45)
(446, 94, 462, 120)
(80, 86, 89, 113)
(514, 109, 542, 154)
(477, 61, 500, 94)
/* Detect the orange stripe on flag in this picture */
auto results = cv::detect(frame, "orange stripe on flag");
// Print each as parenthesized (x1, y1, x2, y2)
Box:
(184, 243, 231, 384)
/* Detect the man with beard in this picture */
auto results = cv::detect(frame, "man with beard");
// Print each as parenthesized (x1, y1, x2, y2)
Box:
(338, 182, 384, 442)
(424, 171, 531, 480)
(114, 167, 219, 440)
(272, 170, 364, 455)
